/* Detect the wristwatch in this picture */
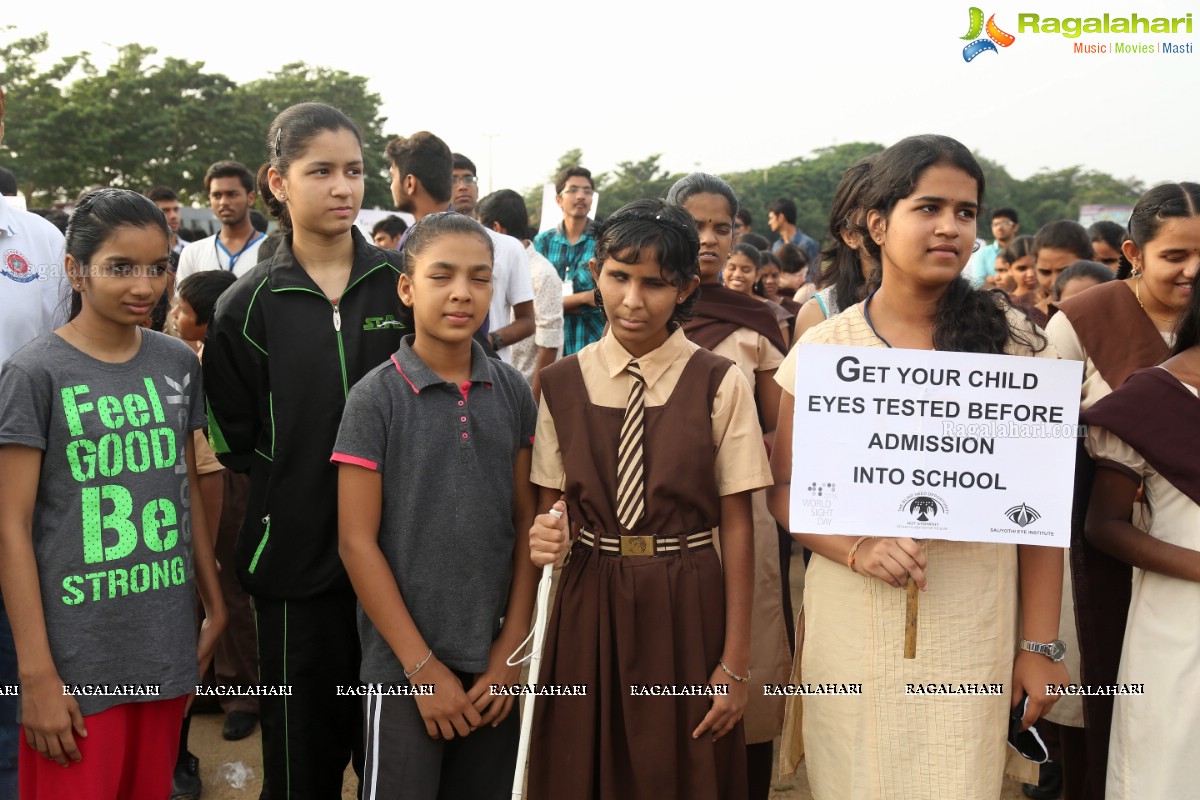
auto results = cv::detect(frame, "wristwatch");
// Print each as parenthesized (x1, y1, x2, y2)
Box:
(488, 332, 505, 351)
(1019, 638, 1066, 662)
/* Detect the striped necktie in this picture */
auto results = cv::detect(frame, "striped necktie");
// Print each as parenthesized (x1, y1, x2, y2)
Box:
(616, 361, 646, 531)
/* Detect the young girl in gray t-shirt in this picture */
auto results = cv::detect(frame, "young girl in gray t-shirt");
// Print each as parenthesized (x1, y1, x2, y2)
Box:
(0, 189, 225, 799)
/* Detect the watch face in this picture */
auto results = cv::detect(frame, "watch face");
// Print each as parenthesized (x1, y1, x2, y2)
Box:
(1049, 640, 1066, 661)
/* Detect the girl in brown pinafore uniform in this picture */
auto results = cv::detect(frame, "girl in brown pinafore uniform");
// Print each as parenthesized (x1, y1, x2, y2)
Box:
(527, 200, 772, 800)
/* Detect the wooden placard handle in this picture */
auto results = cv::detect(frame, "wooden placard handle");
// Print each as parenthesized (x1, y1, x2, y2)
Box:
(904, 577, 919, 659)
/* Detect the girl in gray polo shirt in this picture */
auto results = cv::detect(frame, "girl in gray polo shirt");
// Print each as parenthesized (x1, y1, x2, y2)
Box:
(334, 213, 538, 799)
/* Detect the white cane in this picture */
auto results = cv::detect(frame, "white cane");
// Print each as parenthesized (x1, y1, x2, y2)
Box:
(508, 508, 562, 800)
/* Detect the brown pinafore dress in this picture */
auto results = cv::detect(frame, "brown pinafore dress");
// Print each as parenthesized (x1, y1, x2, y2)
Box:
(528, 347, 748, 800)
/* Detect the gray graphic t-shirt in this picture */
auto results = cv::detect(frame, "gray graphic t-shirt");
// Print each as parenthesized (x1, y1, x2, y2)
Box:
(0, 331, 205, 716)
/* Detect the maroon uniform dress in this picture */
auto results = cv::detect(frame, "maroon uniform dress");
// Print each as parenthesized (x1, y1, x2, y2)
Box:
(529, 346, 749, 800)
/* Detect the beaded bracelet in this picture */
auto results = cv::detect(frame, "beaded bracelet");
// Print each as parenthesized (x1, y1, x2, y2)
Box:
(719, 660, 750, 684)
(846, 536, 872, 573)
(405, 649, 433, 679)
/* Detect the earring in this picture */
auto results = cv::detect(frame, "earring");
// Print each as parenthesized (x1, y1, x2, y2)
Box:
(278, 194, 286, 201)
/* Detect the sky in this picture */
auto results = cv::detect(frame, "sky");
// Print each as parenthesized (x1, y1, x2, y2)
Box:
(5, 0, 1198, 201)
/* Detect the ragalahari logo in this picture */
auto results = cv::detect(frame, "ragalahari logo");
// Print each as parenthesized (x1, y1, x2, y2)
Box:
(962, 7, 1016, 61)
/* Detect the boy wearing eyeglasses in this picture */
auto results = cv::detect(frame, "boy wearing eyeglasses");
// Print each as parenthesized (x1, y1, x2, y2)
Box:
(967, 207, 1021, 288)
(451, 153, 481, 218)
(534, 166, 603, 355)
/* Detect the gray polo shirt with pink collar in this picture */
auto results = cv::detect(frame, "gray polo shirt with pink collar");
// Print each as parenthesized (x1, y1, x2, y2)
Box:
(332, 335, 536, 681)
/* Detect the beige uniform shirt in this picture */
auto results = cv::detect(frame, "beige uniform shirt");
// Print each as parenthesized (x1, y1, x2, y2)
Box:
(531, 328, 771, 496)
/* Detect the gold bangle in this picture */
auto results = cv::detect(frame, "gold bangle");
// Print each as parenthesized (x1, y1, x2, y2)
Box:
(847, 536, 871, 573)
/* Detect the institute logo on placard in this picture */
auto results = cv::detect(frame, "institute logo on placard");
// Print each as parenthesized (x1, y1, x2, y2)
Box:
(897, 493, 950, 531)
(961, 7, 1016, 61)
(1004, 503, 1042, 527)
(2, 250, 36, 283)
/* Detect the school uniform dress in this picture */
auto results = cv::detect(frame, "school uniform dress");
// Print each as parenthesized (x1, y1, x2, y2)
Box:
(529, 328, 772, 800)
(1081, 368, 1200, 800)
(1047, 280, 1173, 796)
(774, 303, 1053, 800)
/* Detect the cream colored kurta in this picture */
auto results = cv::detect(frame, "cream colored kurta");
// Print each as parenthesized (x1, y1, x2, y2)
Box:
(774, 303, 1052, 798)
(1085, 377, 1200, 800)
(1044, 312, 1172, 727)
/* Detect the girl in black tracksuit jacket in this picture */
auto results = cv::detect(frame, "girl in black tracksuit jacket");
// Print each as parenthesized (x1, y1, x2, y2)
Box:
(203, 103, 409, 798)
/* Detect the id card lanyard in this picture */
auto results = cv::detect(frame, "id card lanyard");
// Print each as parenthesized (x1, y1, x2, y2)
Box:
(216, 230, 265, 272)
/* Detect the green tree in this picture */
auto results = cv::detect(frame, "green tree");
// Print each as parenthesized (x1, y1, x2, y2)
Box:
(0, 32, 395, 209)
(977, 159, 1143, 231)
(723, 142, 885, 247)
(594, 154, 682, 216)
(1, 31, 93, 200)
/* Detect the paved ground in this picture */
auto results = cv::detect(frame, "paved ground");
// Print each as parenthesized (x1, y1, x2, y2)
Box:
(188, 547, 1029, 799)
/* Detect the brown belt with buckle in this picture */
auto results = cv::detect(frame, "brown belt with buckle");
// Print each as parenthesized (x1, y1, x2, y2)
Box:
(579, 528, 714, 557)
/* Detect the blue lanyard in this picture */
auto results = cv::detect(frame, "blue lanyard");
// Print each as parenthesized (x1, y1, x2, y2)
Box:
(215, 230, 265, 272)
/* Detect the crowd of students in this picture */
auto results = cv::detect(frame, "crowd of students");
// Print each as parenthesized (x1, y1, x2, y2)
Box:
(0, 95, 1197, 800)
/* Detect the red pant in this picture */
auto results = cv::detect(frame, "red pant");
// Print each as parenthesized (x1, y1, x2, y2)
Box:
(20, 695, 186, 800)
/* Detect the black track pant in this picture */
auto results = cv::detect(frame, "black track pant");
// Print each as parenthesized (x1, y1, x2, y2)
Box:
(255, 589, 364, 799)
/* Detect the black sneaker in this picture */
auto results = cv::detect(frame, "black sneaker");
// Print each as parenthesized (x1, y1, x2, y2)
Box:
(1022, 760, 1063, 800)
(172, 751, 201, 800)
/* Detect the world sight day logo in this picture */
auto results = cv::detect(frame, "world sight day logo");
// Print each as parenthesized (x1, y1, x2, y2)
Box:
(961, 7, 1016, 61)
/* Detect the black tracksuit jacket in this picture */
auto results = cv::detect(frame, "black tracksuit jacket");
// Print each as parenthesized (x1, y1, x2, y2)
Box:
(203, 228, 409, 599)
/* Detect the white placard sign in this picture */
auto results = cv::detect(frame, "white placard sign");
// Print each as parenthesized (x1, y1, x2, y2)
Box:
(789, 345, 1083, 547)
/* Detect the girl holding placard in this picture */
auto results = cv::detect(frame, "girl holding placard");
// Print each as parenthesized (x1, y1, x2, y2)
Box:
(767, 134, 1067, 800)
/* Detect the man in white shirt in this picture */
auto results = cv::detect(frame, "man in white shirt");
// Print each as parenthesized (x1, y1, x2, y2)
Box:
(0, 199, 66, 372)
(177, 161, 266, 282)
(477, 189, 562, 399)
(385, 133, 534, 361)
(0, 83, 70, 800)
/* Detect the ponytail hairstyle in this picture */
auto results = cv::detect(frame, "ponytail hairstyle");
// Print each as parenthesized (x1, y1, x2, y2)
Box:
(818, 153, 879, 308)
(399, 211, 494, 279)
(730, 242, 763, 269)
(1053, 260, 1114, 301)
(752, 248, 781, 297)
(776, 243, 808, 279)
(1117, 182, 1200, 280)
(592, 198, 701, 327)
(258, 103, 363, 231)
(863, 134, 1044, 354)
(1003, 235, 1036, 265)
(1033, 220, 1092, 261)
(1088, 220, 1126, 274)
(726, 243, 764, 295)
(65, 188, 170, 320)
